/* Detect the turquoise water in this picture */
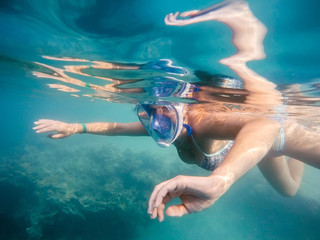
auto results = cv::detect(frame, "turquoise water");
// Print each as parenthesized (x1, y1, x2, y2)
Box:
(1, 0, 320, 239)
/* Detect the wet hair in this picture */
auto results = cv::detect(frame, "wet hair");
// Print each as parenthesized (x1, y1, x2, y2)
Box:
(193, 70, 244, 89)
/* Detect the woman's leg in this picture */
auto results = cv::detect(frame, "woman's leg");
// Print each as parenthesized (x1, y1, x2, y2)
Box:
(258, 156, 305, 196)
(284, 121, 320, 169)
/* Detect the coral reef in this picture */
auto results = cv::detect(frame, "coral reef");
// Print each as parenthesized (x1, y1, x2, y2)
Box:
(0, 143, 187, 239)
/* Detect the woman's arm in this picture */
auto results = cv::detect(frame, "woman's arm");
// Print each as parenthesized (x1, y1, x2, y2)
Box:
(83, 121, 148, 136)
(165, 0, 282, 105)
(148, 118, 280, 221)
(212, 118, 280, 182)
(33, 119, 148, 139)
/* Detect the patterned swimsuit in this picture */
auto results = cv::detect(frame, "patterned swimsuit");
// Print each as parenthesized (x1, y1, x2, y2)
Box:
(190, 134, 235, 171)
(191, 122, 285, 171)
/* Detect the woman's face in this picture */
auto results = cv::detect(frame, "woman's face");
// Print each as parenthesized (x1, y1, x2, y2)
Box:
(153, 106, 178, 123)
(137, 104, 183, 147)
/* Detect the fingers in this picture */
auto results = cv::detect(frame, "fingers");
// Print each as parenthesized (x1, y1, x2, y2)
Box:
(48, 133, 66, 139)
(33, 119, 62, 133)
(148, 179, 171, 214)
(165, 11, 204, 26)
(34, 119, 59, 124)
(34, 119, 57, 128)
(148, 176, 188, 221)
(166, 204, 189, 217)
(154, 179, 184, 207)
(150, 194, 177, 222)
(180, 10, 199, 17)
(165, 10, 200, 24)
(150, 208, 157, 220)
(164, 13, 173, 25)
(33, 125, 58, 133)
(33, 119, 73, 139)
(149, 193, 189, 222)
(164, 12, 180, 25)
(157, 203, 166, 222)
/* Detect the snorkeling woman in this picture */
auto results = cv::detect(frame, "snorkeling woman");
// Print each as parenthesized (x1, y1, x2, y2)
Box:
(33, 0, 318, 222)
(34, 94, 318, 221)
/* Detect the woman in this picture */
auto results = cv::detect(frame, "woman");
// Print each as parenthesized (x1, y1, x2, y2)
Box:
(33, 0, 318, 222)
(34, 93, 318, 222)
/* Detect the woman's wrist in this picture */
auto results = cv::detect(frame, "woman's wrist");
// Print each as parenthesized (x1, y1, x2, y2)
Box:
(81, 123, 87, 133)
(73, 123, 86, 134)
(72, 122, 117, 135)
(209, 168, 235, 188)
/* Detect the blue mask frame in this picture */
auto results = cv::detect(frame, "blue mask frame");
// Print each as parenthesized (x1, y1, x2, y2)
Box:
(137, 103, 184, 147)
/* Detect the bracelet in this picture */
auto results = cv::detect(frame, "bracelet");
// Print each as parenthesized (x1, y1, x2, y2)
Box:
(81, 123, 87, 133)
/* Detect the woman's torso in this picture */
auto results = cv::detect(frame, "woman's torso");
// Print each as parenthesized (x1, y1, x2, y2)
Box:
(173, 109, 243, 166)
(174, 107, 289, 168)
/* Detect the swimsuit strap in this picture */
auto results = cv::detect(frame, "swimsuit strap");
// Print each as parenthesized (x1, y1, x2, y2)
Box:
(182, 123, 234, 157)
(273, 127, 285, 155)
(182, 124, 234, 171)
(267, 111, 287, 157)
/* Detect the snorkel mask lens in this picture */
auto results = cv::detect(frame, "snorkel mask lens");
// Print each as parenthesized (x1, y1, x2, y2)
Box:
(137, 104, 183, 147)
(151, 114, 172, 139)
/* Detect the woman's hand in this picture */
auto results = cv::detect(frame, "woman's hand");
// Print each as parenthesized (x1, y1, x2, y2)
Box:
(164, 0, 248, 26)
(148, 174, 233, 222)
(164, 11, 201, 26)
(33, 119, 82, 139)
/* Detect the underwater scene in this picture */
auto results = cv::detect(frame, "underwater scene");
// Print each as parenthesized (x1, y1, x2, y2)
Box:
(1, 0, 320, 239)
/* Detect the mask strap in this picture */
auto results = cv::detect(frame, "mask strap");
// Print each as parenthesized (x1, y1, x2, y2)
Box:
(183, 123, 193, 136)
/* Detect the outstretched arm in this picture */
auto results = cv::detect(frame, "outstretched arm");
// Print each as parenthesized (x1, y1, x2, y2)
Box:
(33, 119, 148, 139)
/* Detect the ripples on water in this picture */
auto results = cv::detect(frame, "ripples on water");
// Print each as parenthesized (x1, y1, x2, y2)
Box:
(1, 0, 320, 118)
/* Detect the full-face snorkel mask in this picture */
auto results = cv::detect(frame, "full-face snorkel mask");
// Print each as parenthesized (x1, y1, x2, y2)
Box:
(137, 103, 184, 147)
